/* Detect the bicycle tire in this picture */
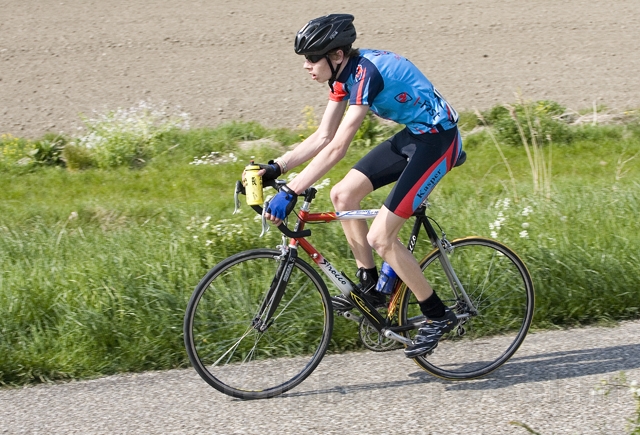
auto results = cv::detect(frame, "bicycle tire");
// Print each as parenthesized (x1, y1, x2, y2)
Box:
(398, 237, 534, 380)
(184, 248, 333, 400)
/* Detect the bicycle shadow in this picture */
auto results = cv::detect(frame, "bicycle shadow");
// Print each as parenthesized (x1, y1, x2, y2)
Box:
(275, 374, 436, 400)
(274, 342, 640, 399)
(408, 342, 640, 391)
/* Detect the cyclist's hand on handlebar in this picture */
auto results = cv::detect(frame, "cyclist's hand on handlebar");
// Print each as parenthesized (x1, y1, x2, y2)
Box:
(265, 184, 297, 225)
(241, 161, 282, 187)
(258, 161, 282, 181)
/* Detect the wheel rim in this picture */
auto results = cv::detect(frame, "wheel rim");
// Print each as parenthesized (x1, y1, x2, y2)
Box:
(400, 238, 534, 379)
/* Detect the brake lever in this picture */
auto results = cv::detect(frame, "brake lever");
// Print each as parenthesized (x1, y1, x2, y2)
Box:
(233, 181, 243, 215)
(260, 200, 270, 237)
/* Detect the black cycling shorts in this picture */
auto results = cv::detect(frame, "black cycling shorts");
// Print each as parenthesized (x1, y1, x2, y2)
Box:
(353, 126, 463, 219)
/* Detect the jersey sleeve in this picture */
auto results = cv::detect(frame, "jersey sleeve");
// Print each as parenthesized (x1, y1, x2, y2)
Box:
(328, 81, 349, 102)
(348, 59, 383, 106)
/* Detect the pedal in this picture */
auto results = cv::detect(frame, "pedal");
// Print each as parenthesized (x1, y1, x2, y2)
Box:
(381, 329, 412, 346)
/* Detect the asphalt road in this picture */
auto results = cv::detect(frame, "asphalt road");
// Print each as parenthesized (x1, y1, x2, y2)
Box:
(1, 320, 639, 434)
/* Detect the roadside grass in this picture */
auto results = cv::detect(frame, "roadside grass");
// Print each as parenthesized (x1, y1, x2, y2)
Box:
(0, 101, 639, 385)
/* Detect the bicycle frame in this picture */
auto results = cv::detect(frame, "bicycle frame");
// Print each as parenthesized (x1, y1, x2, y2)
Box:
(233, 177, 479, 344)
(258, 186, 477, 345)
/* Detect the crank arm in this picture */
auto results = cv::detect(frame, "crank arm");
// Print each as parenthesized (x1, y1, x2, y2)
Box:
(338, 311, 362, 323)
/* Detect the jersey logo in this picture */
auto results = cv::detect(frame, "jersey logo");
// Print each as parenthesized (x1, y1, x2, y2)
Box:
(355, 65, 364, 82)
(395, 92, 413, 104)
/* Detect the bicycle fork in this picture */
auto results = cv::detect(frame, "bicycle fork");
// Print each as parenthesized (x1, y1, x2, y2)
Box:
(252, 247, 298, 332)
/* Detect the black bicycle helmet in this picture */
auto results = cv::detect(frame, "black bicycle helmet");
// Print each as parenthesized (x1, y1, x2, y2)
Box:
(294, 14, 356, 56)
(295, 14, 357, 91)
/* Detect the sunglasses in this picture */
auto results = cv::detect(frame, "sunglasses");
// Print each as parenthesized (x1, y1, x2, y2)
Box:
(305, 54, 325, 63)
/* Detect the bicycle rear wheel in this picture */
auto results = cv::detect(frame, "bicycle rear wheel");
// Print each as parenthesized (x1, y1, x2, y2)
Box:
(184, 248, 333, 399)
(398, 237, 534, 380)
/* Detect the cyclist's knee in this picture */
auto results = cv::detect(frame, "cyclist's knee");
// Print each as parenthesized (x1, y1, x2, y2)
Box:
(331, 170, 373, 210)
(367, 208, 405, 256)
(330, 184, 346, 209)
(330, 182, 361, 210)
(367, 229, 393, 257)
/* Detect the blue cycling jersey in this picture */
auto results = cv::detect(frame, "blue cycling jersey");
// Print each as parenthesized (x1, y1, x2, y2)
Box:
(330, 49, 458, 135)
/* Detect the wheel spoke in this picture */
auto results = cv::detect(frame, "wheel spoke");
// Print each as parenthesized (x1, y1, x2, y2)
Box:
(211, 326, 255, 367)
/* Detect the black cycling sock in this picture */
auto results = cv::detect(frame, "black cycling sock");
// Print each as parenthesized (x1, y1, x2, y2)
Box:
(418, 291, 446, 318)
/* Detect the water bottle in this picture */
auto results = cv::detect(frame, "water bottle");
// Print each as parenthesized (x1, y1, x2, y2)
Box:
(244, 161, 264, 206)
(375, 262, 397, 294)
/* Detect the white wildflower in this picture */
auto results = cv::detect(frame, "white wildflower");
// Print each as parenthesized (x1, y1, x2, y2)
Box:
(189, 151, 237, 166)
(490, 213, 506, 230)
(315, 178, 331, 190)
(494, 198, 511, 210)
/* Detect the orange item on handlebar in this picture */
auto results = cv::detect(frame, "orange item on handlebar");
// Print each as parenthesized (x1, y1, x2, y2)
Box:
(244, 161, 264, 206)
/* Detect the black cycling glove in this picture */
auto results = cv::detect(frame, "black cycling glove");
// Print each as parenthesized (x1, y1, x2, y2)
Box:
(258, 160, 282, 181)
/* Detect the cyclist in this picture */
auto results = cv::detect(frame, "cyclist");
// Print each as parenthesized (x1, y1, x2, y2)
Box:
(255, 13, 464, 358)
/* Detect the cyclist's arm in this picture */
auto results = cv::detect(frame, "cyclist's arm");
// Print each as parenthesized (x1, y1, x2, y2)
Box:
(287, 103, 369, 194)
(275, 99, 348, 172)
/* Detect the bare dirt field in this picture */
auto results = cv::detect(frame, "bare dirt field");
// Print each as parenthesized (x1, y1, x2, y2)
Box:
(1, 0, 639, 139)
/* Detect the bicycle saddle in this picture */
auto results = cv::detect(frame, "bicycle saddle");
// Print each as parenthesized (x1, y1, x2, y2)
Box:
(454, 150, 467, 167)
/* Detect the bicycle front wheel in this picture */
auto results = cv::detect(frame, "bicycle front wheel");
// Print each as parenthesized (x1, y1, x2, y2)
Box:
(398, 237, 534, 380)
(184, 248, 333, 400)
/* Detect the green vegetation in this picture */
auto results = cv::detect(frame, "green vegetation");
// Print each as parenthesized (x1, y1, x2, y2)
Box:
(1, 100, 639, 385)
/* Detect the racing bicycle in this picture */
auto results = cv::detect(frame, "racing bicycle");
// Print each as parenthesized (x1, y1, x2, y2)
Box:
(183, 174, 535, 400)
